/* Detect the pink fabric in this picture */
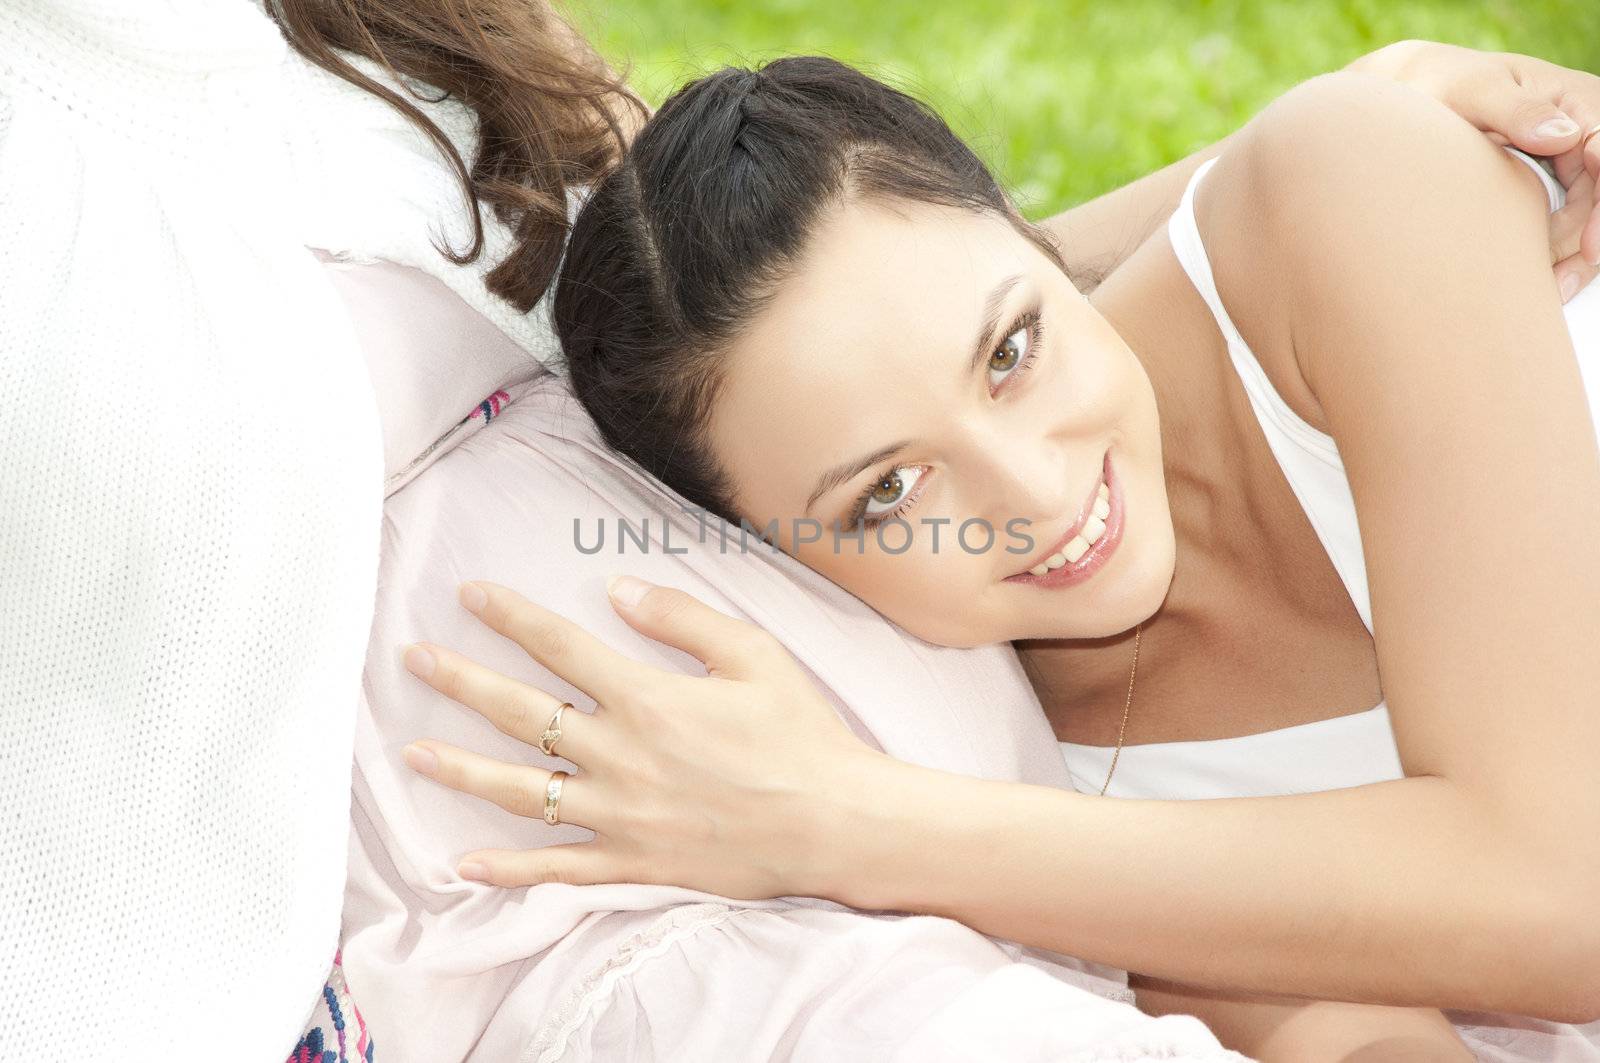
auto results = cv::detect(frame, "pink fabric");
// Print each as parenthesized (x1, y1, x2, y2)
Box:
(314, 252, 545, 495)
(336, 367, 1243, 1062)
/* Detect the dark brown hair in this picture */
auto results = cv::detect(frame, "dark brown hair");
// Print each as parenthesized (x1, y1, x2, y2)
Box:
(554, 56, 1075, 527)
(264, 0, 646, 311)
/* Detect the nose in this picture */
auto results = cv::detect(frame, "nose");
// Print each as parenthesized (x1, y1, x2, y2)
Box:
(973, 436, 1079, 531)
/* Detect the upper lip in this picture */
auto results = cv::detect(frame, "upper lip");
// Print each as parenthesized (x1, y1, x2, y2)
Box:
(1009, 460, 1105, 577)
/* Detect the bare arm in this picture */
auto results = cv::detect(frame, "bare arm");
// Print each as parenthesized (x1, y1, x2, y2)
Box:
(1036, 41, 1600, 295)
(1033, 134, 1234, 290)
(806, 72, 1600, 1025)
(1130, 974, 1472, 1062)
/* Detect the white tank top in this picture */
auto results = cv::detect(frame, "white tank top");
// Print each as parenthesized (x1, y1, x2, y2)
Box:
(1060, 149, 1600, 801)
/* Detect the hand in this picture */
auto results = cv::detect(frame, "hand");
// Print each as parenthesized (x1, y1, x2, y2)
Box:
(398, 576, 877, 898)
(1347, 40, 1600, 300)
(1552, 168, 1597, 303)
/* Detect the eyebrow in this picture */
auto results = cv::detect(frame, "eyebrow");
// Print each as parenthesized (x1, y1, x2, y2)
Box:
(804, 439, 909, 517)
(966, 272, 1026, 379)
(802, 272, 1026, 516)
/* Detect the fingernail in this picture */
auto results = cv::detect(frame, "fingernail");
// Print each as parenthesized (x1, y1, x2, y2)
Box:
(1536, 115, 1579, 139)
(1560, 272, 1581, 303)
(402, 743, 439, 776)
(457, 861, 490, 883)
(459, 582, 488, 613)
(402, 644, 436, 679)
(606, 573, 650, 607)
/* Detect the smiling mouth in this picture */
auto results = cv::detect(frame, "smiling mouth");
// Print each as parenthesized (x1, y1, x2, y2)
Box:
(1006, 451, 1115, 579)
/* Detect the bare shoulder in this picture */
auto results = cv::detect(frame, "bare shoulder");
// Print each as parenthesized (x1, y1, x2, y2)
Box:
(1189, 71, 1552, 431)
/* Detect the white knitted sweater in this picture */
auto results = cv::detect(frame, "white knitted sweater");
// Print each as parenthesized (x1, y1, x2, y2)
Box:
(0, 2, 555, 1057)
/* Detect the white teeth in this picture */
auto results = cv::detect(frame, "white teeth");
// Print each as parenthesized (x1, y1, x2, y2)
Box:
(1016, 478, 1114, 578)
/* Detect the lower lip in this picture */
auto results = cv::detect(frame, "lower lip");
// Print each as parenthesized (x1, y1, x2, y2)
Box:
(1003, 450, 1124, 590)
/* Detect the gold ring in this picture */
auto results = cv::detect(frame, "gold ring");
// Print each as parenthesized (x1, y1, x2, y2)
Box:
(538, 702, 571, 757)
(544, 769, 568, 825)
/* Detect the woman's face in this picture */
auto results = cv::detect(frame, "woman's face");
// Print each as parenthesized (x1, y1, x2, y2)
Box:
(705, 195, 1175, 647)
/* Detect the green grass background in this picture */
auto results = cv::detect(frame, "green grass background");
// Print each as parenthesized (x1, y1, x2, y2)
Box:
(568, 0, 1600, 219)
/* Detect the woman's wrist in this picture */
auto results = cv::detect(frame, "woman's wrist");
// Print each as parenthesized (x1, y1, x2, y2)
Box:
(796, 748, 1027, 919)
(794, 746, 939, 912)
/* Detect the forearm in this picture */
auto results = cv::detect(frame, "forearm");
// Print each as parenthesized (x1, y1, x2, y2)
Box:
(814, 754, 1592, 1023)
(1036, 134, 1234, 288)
(1131, 974, 1472, 1062)
(1035, 41, 1474, 287)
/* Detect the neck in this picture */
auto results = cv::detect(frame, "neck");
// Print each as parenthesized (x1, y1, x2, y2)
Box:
(1101, 218, 1262, 618)
(1020, 225, 1262, 718)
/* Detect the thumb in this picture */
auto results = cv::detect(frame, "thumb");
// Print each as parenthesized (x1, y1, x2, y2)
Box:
(1505, 104, 1581, 155)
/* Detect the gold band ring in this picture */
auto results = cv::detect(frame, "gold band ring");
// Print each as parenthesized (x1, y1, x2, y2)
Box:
(544, 769, 569, 825)
(538, 702, 571, 757)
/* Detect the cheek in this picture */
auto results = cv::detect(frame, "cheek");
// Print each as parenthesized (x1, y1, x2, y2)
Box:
(796, 534, 989, 634)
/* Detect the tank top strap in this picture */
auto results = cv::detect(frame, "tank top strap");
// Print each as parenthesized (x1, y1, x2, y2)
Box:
(1164, 156, 1376, 634)
(1165, 157, 1344, 465)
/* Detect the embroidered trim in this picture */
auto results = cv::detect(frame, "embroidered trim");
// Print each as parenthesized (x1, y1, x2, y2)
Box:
(285, 947, 375, 1063)
(470, 389, 511, 422)
(382, 388, 513, 497)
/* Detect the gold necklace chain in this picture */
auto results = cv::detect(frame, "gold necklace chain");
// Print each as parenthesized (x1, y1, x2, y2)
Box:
(1098, 621, 1142, 797)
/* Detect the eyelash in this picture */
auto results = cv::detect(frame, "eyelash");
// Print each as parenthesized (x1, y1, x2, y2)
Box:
(848, 307, 1046, 529)
(991, 309, 1043, 394)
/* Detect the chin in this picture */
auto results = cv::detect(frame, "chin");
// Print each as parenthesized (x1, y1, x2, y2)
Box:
(1024, 523, 1176, 642)
(1104, 523, 1177, 633)
(895, 610, 1000, 650)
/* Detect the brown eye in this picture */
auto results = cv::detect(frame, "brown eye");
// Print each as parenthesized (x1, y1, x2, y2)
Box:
(987, 323, 1033, 388)
(859, 465, 926, 521)
(991, 333, 1023, 372)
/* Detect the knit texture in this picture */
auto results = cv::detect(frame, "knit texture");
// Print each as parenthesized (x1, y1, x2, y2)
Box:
(0, 1, 554, 1057)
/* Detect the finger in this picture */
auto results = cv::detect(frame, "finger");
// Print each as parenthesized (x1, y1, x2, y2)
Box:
(1453, 80, 1593, 258)
(1582, 131, 1600, 267)
(456, 844, 632, 888)
(1500, 104, 1581, 158)
(1552, 145, 1586, 190)
(1440, 58, 1580, 157)
(402, 741, 597, 828)
(1549, 188, 1589, 265)
(1489, 54, 1600, 172)
(402, 641, 596, 764)
(1550, 87, 1600, 202)
(459, 579, 649, 707)
(1556, 158, 1600, 268)
(1554, 254, 1598, 305)
(605, 573, 790, 679)
(1547, 117, 1600, 190)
